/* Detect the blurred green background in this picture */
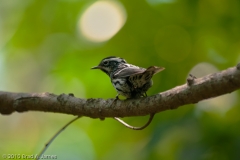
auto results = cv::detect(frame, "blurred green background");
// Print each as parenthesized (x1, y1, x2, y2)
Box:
(0, 0, 240, 159)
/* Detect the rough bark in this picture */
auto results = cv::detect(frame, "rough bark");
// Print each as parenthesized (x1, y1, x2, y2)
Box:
(0, 63, 240, 118)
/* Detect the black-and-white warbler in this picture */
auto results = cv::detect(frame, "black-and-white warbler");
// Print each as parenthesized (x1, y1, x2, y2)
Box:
(92, 56, 165, 130)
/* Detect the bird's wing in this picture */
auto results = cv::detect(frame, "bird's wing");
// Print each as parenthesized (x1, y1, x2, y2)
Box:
(113, 66, 146, 78)
(131, 66, 164, 87)
(114, 66, 165, 78)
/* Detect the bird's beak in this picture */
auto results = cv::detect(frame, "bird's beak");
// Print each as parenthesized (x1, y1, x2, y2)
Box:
(91, 66, 101, 69)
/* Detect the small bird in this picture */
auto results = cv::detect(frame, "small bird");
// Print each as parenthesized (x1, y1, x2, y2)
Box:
(91, 56, 165, 130)
(91, 56, 165, 99)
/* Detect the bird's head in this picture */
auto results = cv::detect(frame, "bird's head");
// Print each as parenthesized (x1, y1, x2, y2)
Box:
(91, 56, 127, 76)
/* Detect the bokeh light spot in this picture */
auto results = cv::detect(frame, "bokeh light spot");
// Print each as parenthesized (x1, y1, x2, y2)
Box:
(189, 62, 237, 115)
(188, 62, 218, 78)
(154, 25, 191, 63)
(79, 1, 127, 42)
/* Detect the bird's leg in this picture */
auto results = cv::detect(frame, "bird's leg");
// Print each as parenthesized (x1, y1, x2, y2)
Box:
(115, 94, 119, 100)
(113, 93, 120, 103)
(109, 94, 119, 108)
(100, 94, 120, 121)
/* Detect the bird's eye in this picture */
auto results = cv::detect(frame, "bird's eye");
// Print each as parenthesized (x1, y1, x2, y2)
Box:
(103, 61, 109, 65)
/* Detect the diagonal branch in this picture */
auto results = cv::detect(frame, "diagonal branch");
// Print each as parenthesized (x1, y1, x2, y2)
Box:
(0, 63, 240, 118)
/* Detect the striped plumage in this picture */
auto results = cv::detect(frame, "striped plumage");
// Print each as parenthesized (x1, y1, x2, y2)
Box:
(91, 56, 165, 98)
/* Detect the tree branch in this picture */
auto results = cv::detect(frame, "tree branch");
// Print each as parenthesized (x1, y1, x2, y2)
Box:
(1, 63, 240, 118)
